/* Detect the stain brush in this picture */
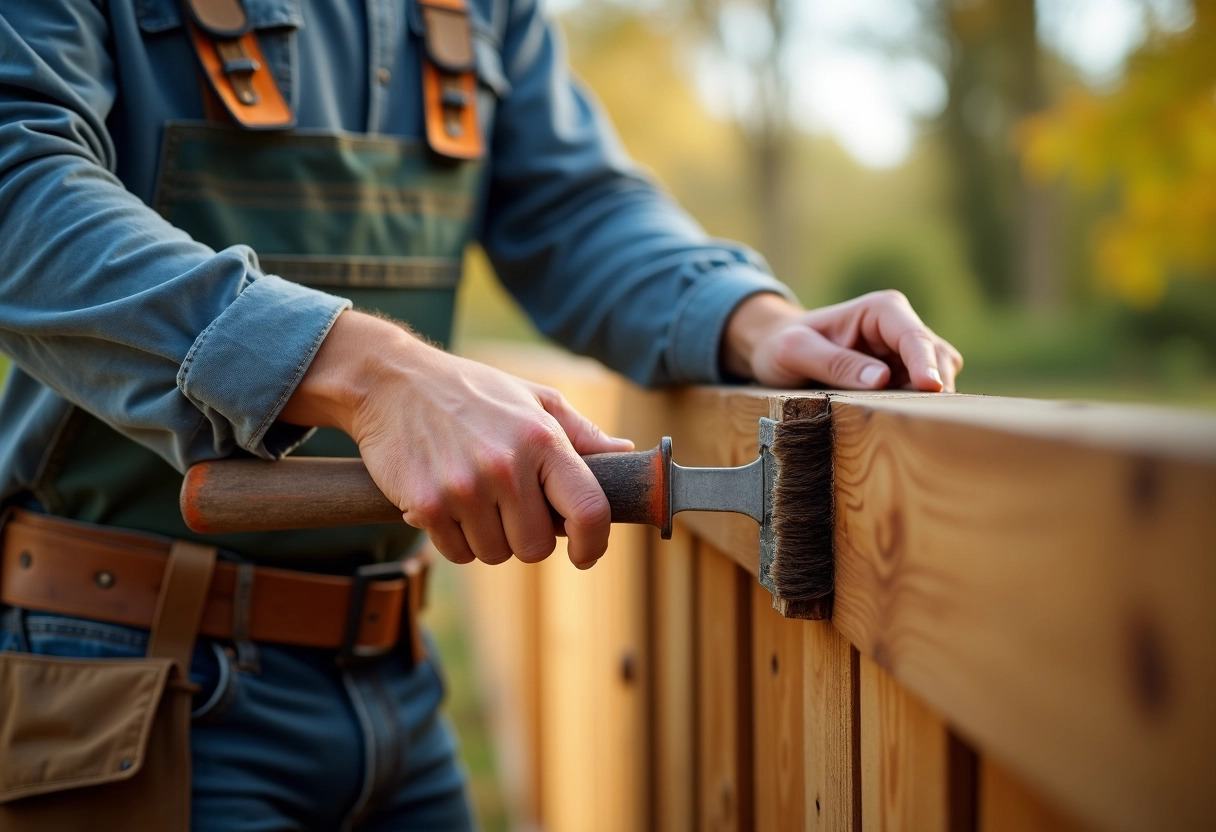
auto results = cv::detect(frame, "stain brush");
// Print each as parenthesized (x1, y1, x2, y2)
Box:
(180, 414, 834, 615)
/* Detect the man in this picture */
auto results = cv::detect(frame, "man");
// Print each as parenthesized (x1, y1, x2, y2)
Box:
(0, 0, 961, 828)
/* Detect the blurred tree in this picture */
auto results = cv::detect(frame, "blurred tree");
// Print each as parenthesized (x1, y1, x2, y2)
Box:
(561, 0, 801, 281)
(1020, 0, 1216, 307)
(685, 0, 799, 284)
(935, 0, 1060, 309)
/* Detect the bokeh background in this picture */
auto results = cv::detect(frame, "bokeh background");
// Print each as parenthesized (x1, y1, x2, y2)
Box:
(455, 0, 1216, 405)
(2, 2, 1213, 830)
(448, 1, 1216, 826)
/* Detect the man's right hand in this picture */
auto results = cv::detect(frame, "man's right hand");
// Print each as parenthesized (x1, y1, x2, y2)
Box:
(279, 310, 633, 568)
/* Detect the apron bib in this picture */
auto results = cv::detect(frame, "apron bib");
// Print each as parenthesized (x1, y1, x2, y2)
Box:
(37, 123, 481, 570)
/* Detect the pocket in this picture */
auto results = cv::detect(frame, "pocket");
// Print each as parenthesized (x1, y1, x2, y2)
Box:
(0, 653, 175, 803)
(0, 651, 193, 830)
(19, 611, 238, 723)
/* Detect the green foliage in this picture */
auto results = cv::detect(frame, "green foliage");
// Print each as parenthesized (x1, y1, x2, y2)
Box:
(834, 243, 942, 324)
(1020, 1, 1216, 305)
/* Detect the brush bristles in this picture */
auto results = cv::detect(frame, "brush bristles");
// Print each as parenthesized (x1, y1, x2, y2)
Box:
(770, 411, 834, 601)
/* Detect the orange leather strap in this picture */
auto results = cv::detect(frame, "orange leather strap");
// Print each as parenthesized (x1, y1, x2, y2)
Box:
(182, 0, 294, 130)
(419, 0, 484, 160)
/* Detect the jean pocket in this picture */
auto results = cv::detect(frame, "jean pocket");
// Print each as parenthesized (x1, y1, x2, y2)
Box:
(17, 610, 239, 722)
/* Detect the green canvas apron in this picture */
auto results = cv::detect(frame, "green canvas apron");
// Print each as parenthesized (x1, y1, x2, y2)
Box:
(33, 123, 481, 571)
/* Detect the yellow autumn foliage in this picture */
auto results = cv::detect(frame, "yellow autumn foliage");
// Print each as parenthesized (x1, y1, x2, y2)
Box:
(1019, 1, 1216, 306)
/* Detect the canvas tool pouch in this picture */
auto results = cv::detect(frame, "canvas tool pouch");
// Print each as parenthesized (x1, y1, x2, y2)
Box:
(0, 538, 217, 830)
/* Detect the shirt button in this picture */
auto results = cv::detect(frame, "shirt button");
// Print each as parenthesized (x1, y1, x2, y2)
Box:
(377, 67, 391, 85)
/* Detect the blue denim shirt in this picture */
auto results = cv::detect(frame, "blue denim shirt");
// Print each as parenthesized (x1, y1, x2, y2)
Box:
(0, 0, 794, 501)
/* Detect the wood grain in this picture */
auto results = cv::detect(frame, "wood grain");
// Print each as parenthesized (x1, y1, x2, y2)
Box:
(804, 623, 859, 832)
(697, 544, 754, 832)
(752, 579, 806, 832)
(536, 531, 649, 832)
(537, 364, 649, 832)
(180, 457, 400, 533)
(649, 524, 697, 832)
(859, 654, 950, 832)
(831, 397, 1216, 832)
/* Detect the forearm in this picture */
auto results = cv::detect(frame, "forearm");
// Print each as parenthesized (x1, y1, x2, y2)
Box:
(0, 4, 351, 469)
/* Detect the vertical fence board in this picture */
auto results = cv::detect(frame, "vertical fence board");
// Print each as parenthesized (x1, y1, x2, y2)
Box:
(516, 361, 648, 832)
(860, 654, 950, 832)
(461, 557, 543, 827)
(651, 524, 697, 832)
(979, 758, 1095, 832)
(804, 624, 859, 832)
(752, 580, 807, 831)
(697, 545, 754, 832)
(537, 527, 649, 832)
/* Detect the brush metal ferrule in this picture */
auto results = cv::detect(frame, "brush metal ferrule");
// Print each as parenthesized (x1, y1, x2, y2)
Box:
(669, 457, 764, 522)
(757, 417, 779, 596)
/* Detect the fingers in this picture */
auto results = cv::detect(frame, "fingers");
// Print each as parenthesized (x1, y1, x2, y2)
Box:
(537, 445, 612, 569)
(767, 326, 892, 389)
(498, 479, 558, 564)
(401, 421, 609, 569)
(424, 520, 476, 565)
(855, 292, 941, 392)
(895, 329, 943, 392)
(935, 340, 964, 392)
(533, 384, 634, 455)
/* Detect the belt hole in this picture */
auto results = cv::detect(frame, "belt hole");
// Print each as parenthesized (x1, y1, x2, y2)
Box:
(94, 570, 116, 589)
(18, 550, 32, 568)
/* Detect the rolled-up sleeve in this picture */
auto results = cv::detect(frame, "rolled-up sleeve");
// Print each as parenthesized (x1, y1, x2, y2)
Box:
(478, 0, 796, 387)
(0, 2, 350, 470)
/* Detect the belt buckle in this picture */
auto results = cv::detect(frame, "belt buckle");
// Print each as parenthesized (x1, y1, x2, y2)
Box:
(336, 560, 414, 667)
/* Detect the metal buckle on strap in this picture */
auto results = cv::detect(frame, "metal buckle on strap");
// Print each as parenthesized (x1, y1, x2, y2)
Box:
(337, 561, 417, 667)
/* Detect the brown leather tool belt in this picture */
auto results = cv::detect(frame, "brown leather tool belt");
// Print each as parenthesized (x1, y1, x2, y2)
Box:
(0, 509, 428, 665)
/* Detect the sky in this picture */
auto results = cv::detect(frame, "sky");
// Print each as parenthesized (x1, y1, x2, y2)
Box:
(552, 0, 1196, 169)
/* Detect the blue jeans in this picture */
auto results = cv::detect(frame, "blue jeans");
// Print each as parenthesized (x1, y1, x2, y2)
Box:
(0, 606, 476, 831)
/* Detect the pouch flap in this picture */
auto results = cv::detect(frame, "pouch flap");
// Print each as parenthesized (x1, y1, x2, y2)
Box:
(0, 654, 174, 803)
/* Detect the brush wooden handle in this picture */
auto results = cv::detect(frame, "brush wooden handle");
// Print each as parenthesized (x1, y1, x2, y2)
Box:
(180, 439, 673, 535)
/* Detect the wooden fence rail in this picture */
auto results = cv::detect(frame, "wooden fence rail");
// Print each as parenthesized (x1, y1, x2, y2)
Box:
(458, 344, 1216, 832)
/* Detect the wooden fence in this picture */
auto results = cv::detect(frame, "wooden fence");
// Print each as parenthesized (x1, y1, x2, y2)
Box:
(458, 344, 1216, 832)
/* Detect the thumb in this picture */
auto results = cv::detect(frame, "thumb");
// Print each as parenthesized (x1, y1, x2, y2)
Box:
(530, 384, 635, 455)
(772, 327, 890, 390)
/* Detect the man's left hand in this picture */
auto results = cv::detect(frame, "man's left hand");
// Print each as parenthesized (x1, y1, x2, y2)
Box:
(721, 291, 963, 392)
